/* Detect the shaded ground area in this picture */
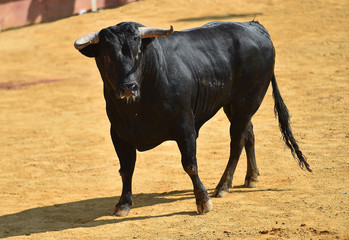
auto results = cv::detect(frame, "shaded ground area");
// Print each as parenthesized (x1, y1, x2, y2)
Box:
(0, 0, 348, 239)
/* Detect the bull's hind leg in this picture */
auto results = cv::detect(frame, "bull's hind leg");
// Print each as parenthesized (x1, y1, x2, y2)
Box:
(213, 105, 250, 198)
(243, 121, 260, 188)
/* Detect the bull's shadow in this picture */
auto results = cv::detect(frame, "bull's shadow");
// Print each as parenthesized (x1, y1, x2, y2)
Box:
(175, 12, 263, 22)
(0, 190, 194, 238)
(0, 187, 288, 238)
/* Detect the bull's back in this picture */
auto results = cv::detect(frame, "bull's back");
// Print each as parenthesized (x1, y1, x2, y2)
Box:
(157, 21, 275, 125)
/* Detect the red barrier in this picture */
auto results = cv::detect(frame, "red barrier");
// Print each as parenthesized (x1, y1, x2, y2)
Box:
(0, 0, 139, 31)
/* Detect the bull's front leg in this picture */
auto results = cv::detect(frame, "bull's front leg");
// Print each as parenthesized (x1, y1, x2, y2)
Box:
(176, 131, 212, 214)
(110, 127, 136, 216)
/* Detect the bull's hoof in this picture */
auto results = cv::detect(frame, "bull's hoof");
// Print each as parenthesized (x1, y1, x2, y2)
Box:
(197, 198, 212, 214)
(212, 188, 229, 198)
(112, 203, 130, 217)
(244, 178, 259, 188)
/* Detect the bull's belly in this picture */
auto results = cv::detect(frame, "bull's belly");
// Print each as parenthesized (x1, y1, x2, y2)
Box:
(112, 118, 175, 152)
(126, 134, 173, 152)
(134, 141, 167, 152)
(109, 89, 231, 151)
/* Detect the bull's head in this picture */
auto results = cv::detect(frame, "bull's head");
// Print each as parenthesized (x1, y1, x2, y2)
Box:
(74, 22, 173, 102)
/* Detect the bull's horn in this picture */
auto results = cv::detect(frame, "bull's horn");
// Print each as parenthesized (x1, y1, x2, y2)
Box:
(74, 31, 100, 50)
(138, 26, 174, 39)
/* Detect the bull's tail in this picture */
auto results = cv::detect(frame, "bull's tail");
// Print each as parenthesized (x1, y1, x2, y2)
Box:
(271, 73, 312, 172)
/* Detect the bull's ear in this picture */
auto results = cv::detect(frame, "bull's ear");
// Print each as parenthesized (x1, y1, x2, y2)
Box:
(78, 44, 98, 58)
(141, 38, 154, 51)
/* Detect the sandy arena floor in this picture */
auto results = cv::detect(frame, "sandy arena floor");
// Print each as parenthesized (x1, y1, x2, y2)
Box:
(0, 0, 348, 239)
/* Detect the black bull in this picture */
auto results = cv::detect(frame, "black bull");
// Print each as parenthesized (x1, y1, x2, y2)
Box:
(74, 21, 311, 216)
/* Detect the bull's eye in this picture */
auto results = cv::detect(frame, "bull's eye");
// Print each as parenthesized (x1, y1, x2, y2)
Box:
(104, 56, 111, 63)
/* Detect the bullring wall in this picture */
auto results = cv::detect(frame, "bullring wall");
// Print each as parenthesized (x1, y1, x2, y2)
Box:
(0, 0, 138, 31)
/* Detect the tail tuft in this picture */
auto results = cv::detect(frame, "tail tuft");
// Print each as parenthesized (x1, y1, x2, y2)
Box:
(271, 73, 312, 172)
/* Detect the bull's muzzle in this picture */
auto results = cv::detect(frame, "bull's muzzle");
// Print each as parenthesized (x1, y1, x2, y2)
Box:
(119, 83, 139, 100)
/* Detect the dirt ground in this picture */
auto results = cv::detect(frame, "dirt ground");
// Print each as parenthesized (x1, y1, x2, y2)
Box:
(0, 0, 348, 239)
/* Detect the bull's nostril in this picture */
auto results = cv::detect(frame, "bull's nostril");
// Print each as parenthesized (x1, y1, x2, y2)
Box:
(119, 83, 138, 98)
(119, 87, 126, 95)
(126, 84, 137, 92)
(131, 85, 138, 93)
